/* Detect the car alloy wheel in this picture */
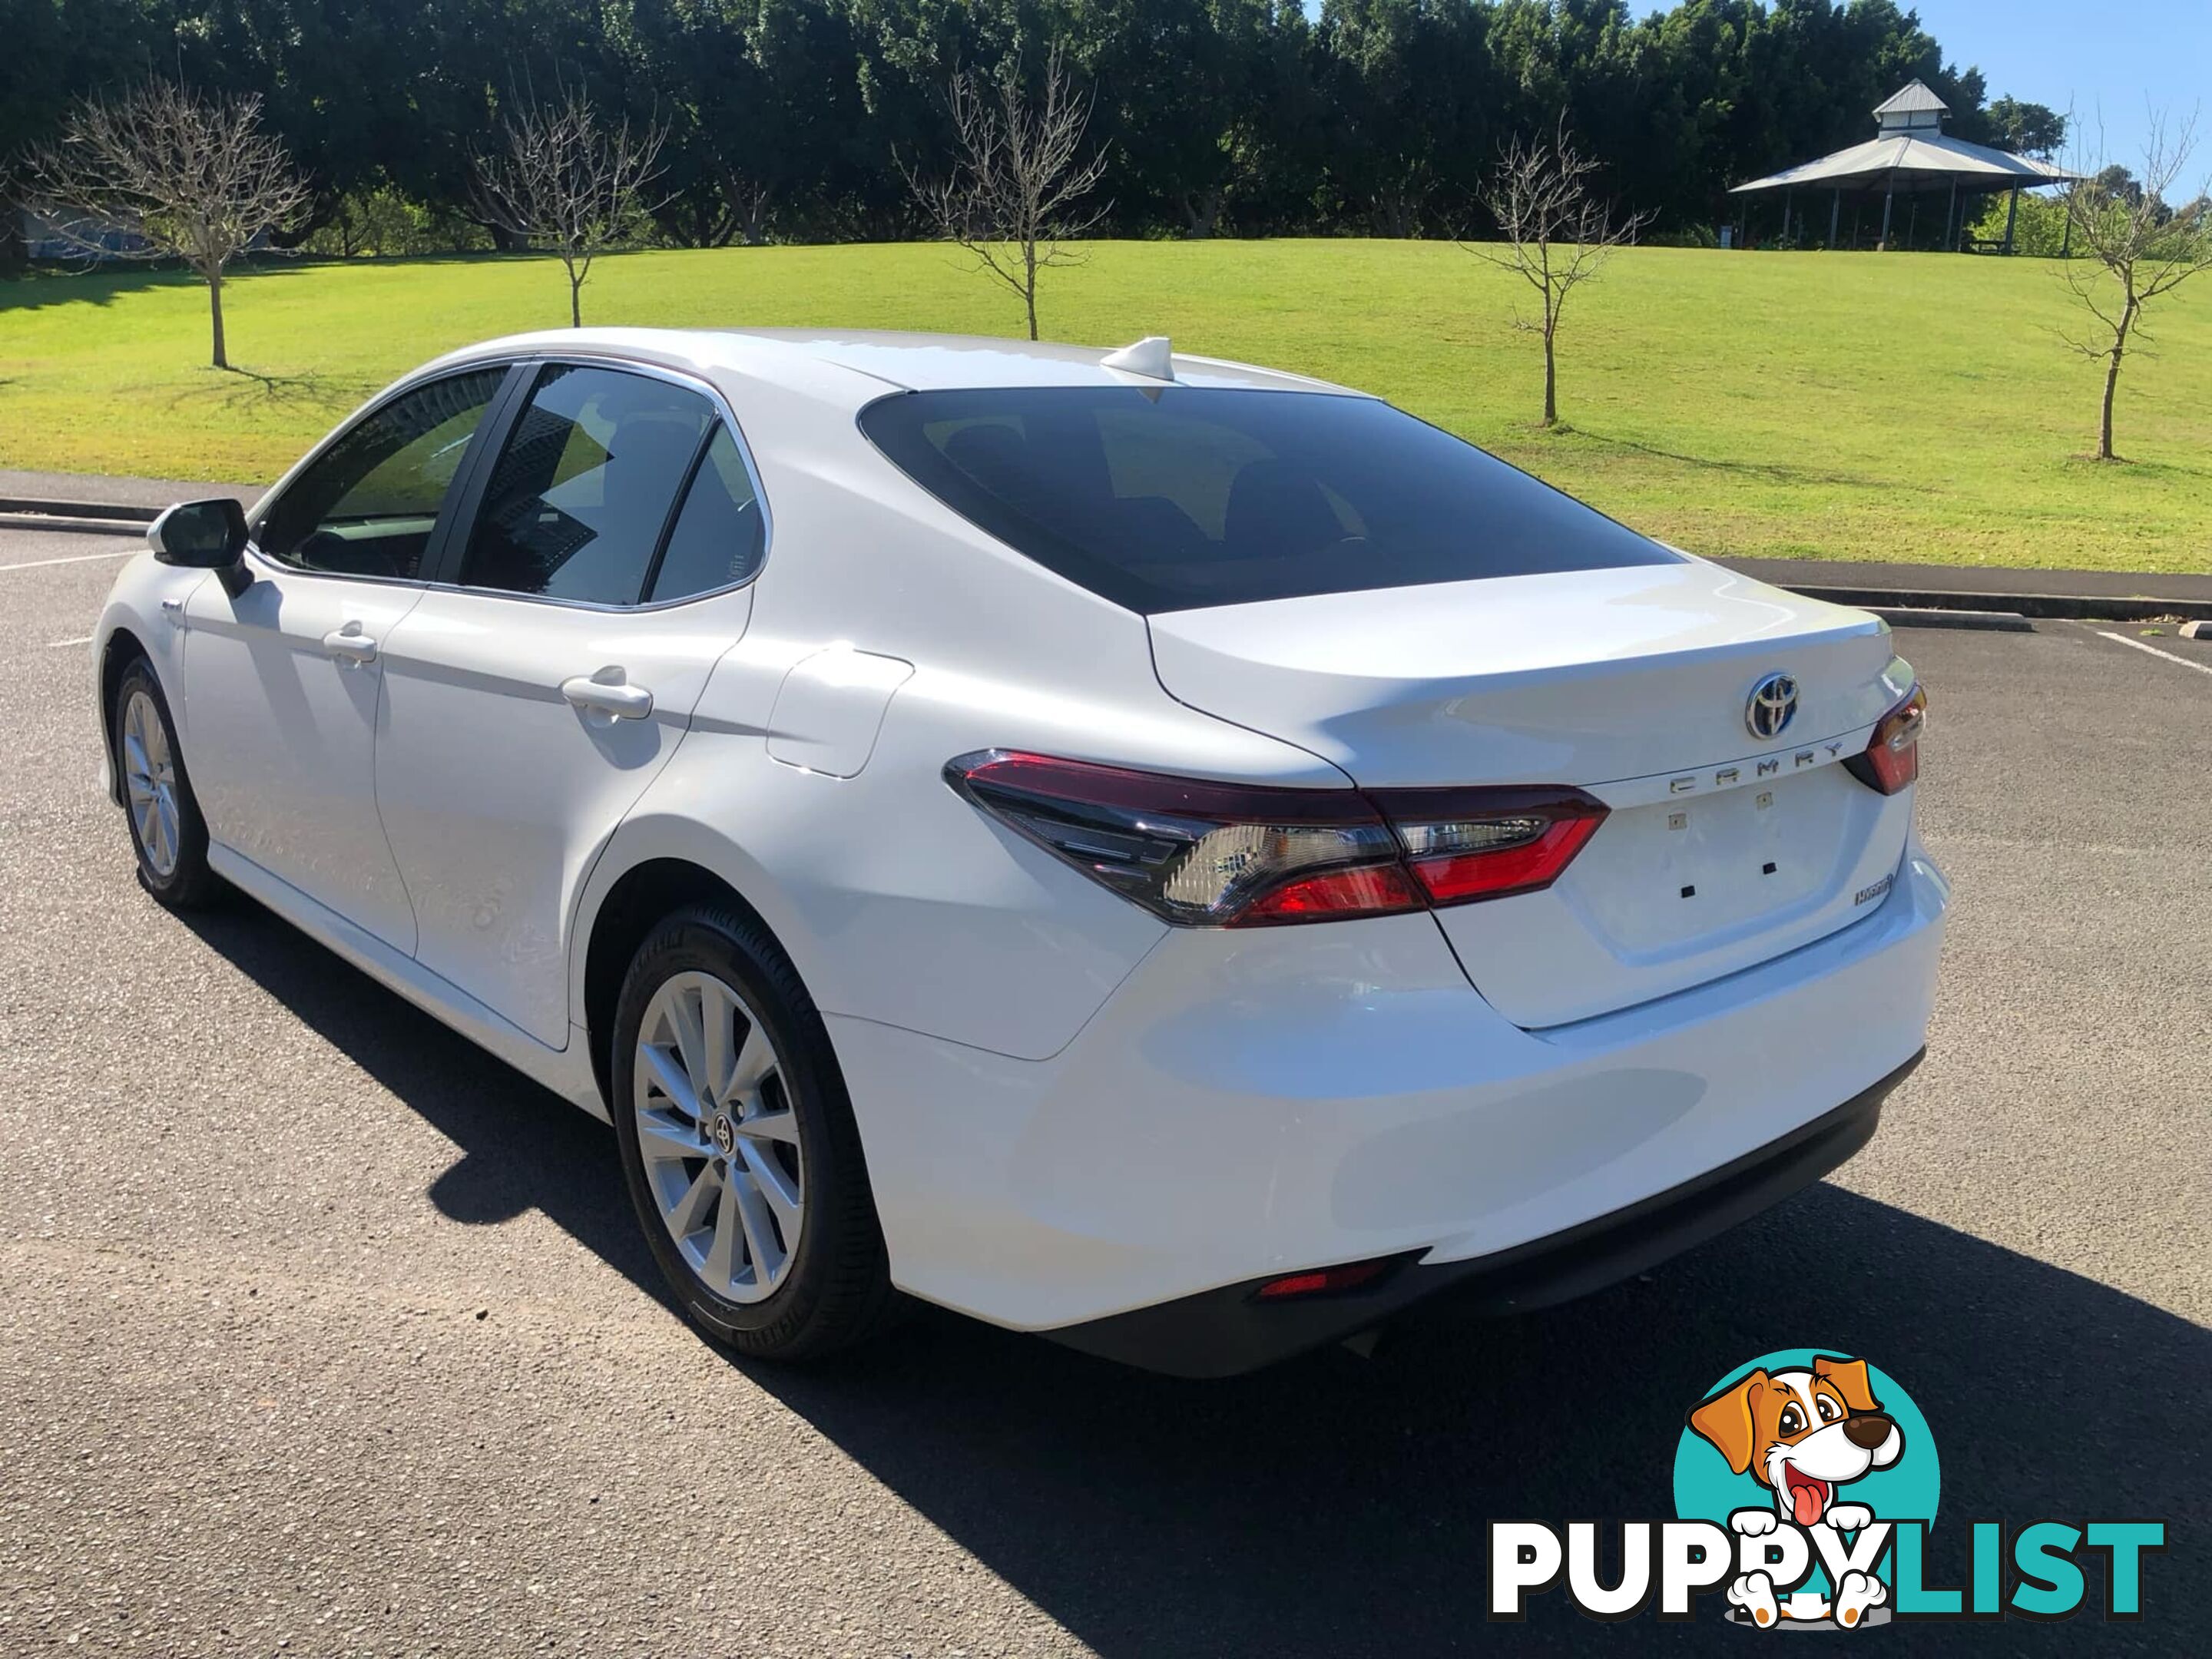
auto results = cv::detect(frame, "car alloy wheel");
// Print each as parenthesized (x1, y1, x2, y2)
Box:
(121, 687, 182, 879)
(631, 969, 806, 1303)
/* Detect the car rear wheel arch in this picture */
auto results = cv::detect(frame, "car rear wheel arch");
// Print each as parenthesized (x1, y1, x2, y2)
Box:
(582, 858, 806, 1111)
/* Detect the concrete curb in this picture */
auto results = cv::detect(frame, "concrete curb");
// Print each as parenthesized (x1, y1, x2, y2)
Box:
(0, 512, 148, 538)
(1865, 606, 2035, 632)
(0, 498, 159, 524)
(1780, 584, 2212, 624)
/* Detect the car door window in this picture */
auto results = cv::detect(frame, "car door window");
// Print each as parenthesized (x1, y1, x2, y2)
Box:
(644, 424, 767, 604)
(257, 368, 508, 580)
(458, 364, 715, 606)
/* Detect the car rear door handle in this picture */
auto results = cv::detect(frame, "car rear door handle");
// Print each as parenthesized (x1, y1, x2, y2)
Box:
(322, 624, 379, 665)
(561, 670, 654, 721)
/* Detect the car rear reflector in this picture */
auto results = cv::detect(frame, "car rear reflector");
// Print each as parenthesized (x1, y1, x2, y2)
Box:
(946, 750, 1608, 926)
(1254, 1257, 1400, 1299)
(1843, 684, 1926, 796)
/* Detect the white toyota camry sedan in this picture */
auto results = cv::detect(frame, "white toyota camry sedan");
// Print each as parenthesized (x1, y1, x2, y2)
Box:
(93, 328, 1945, 1376)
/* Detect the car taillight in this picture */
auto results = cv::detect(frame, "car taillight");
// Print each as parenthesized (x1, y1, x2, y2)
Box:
(946, 751, 1608, 927)
(1843, 685, 1926, 796)
(1387, 788, 1611, 906)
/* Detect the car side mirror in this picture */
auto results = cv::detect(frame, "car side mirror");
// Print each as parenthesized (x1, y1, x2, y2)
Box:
(149, 498, 252, 596)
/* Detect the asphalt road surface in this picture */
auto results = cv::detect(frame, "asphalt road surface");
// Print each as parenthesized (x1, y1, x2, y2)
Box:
(2, 526, 2205, 1656)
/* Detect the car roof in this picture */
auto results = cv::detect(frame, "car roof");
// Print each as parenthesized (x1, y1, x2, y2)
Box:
(425, 326, 1360, 403)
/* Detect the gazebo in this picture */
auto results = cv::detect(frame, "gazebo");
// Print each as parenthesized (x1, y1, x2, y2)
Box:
(1730, 80, 2081, 252)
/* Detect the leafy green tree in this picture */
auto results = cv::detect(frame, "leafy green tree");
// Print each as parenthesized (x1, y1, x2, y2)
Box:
(1318, 0, 1505, 237)
(1057, 0, 1297, 238)
(1980, 95, 2067, 159)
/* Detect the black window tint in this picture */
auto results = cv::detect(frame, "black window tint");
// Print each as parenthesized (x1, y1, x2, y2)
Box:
(859, 388, 1678, 614)
(257, 369, 506, 579)
(646, 425, 766, 603)
(459, 365, 714, 605)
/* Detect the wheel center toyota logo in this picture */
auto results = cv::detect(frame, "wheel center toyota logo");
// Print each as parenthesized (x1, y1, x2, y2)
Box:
(1747, 673, 1799, 740)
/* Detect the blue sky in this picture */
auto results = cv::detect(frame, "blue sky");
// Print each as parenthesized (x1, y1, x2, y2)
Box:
(1910, 0, 2209, 169)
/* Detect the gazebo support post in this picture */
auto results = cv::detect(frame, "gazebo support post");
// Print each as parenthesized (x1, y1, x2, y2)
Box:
(2003, 187, 2019, 254)
(1879, 187, 1894, 250)
(1781, 190, 1793, 245)
(2061, 207, 2072, 258)
(1945, 178, 1958, 250)
(1830, 189, 1841, 249)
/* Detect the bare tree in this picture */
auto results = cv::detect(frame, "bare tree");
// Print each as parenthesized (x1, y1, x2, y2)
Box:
(905, 48, 1111, 341)
(15, 81, 310, 369)
(472, 86, 667, 328)
(2056, 111, 2212, 462)
(1469, 120, 1651, 429)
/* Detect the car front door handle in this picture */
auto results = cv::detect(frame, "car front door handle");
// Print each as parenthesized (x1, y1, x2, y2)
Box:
(322, 624, 379, 665)
(560, 671, 655, 721)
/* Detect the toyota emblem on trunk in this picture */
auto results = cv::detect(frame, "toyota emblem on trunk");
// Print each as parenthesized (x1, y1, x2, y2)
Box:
(1746, 673, 1799, 740)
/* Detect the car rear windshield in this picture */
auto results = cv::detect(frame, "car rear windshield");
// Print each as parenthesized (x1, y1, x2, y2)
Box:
(858, 386, 1677, 614)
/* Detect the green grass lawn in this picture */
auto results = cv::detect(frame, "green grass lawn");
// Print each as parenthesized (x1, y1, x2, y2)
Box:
(4, 240, 2209, 572)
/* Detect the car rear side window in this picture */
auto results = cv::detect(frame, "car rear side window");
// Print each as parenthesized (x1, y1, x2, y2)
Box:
(257, 368, 508, 580)
(859, 387, 1677, 613)
(646, 425, 767, 604)
(459, 364, 716, 606)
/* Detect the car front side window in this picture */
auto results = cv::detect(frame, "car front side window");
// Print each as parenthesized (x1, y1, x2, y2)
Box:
(256, 368, 509, 580)
(457, 364, 717, 607)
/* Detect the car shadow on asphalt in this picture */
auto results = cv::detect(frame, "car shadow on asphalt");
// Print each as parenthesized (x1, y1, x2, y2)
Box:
(185, 900, 2207, 1655)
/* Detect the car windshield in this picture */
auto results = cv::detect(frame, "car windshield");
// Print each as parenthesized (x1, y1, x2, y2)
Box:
(859, 386, 1678, 614)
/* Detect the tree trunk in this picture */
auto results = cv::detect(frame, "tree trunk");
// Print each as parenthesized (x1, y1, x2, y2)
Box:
(1181, 187, 1224, 240)
(0, 195, 25, 276)
(1541, 322, 1558, 428)
(570, 276, 583, 329)
(1023, 242, 1039, 340)
(2098, 299, 2139, 461)
(208, 270, 228, 369)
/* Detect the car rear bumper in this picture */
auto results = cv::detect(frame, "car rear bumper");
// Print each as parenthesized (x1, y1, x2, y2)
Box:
(1047, 1049, 1917, 1376)
(826, 840, 1947, 1367)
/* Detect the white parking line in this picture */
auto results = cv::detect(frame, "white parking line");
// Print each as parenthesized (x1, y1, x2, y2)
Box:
(45, 636, 94, 649)
(0, 548, 137, 572)
(2096, 630, 2212, 679)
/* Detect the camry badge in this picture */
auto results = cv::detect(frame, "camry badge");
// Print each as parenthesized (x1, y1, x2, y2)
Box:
(1745, 673, 1799, 740)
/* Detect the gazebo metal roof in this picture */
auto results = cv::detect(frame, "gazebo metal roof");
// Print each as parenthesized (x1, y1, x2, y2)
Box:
(1872, 80, 1951, 120)
(1731, 79, 2081, 199)
(1731, 130, 2079, 197)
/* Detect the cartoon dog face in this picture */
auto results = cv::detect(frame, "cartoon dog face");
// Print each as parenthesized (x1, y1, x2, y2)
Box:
(1688, 1355, 1903, 1527)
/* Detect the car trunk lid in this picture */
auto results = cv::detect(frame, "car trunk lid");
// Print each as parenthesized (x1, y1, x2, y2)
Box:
(1147, 561, 1916, 1026)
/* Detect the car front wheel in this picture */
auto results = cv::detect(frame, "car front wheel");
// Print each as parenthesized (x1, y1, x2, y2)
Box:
(610, 904, 895, 1360)
(113, 656, 221, 909)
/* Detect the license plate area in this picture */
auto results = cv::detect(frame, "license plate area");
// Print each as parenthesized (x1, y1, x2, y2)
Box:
(1564, 766, 1872, 958)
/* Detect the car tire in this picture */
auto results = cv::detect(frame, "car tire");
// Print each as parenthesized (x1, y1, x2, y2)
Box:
(113, 655, 223, 910)
(611, 903, 896, 1361)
